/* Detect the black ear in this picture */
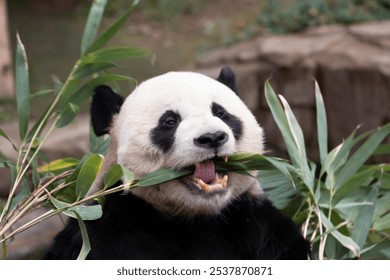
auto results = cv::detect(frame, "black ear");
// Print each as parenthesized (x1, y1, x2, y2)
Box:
(217, 66, 239, 95)
(90, 85, 124, 136)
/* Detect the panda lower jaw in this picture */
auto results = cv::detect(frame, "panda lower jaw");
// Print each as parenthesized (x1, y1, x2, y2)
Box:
(185, 173, 228, 192)
(180, 159, 229, 193)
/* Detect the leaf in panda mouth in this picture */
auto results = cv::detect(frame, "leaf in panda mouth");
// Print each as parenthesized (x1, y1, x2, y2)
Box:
(138, 168, 193, 187)
(136, 153, 293, 187)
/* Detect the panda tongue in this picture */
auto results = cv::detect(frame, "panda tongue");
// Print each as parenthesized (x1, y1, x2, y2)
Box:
(194, 160, 215, 184)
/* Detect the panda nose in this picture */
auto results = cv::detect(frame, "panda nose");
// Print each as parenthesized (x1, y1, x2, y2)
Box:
(194, 131, 229, 149)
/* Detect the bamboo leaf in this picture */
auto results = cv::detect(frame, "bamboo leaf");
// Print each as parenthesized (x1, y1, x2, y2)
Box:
(81, 0, 108, 56)
(49, 195, 102, 220)
(121, 165, 135, 186)
(29, 89, 55, 99)
(55, 103, 80, 128)
(37, 157, 79, 174)
(9, 182, 30, 212)
(87, 0, 140, 53)
(104, 164, 124, 189)
(73, 62, 119, 79)
(89, 124, 112, 154)
(69, 74, 136, 107)
(333, 167, 377, 203)
(76, 154, 104, 200)
(81, 46, 150, 64)
(350, 183, 379, 254)
(278, 95, 313, 190)
(264, 81, 300, 166)
(0, 129, 17, 151)
(138, 168, 193, 187)
(15, 33, 30, 140)
(315, 80, 328, 164)
(373, 144, 390, 156)
(319, 210, 360, 257)
(335, 123, 390, 189)
(373, 215, 390, 231)
(373, 192, 390, 221)
(74, 211, 91, 260)
(279, 95, 307, 161)
(58, 79, 80, 110)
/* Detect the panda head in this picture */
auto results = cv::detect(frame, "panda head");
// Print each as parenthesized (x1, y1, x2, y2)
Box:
(91, 67, 264, 216)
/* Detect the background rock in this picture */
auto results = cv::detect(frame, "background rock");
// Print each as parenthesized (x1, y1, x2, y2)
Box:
(197, 21, 390, 160)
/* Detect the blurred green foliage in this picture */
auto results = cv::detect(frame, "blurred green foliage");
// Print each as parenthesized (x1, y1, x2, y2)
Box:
(257, 0, 390, 34)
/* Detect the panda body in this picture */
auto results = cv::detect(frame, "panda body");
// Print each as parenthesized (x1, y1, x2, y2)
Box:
(45, 67, 310, 260)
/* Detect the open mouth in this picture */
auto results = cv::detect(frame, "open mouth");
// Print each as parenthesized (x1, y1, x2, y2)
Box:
(181, 158, 228, 192)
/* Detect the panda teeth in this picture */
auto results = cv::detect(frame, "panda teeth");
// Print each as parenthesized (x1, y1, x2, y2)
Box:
(191, 173, 228, 192)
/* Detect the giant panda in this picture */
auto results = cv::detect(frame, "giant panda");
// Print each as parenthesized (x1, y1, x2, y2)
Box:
(44, 67, 311, 260)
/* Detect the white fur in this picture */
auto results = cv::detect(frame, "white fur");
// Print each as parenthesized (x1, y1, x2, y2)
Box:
(110, 71, 265, 216)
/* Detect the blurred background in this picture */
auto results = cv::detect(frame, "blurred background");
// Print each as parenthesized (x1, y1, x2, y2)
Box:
(1, 0, 390, 259)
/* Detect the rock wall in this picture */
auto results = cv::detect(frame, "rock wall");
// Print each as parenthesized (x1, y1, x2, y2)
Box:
(196, 21, 390, 160)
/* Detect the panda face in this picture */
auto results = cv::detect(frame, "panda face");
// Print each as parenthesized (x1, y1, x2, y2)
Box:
(99, 68, 264, 216)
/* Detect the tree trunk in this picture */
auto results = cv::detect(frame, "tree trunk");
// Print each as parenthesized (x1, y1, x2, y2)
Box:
(0, 0, 14, 98)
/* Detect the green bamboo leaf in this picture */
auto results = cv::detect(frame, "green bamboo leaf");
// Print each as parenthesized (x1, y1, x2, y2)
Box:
(264, 81, 300, 166)
(373, 215, 390, 231)
(81, 0, 108, 56)
(279, 95, 307, 161)
(58, 79, 80, 110)
(55, 103, 80, 128)
(37, 157, 79, 174)
(74, 211, 91, 260)
(373, 144, 390, 156)
(52, 75, 63, 90)
(350, 183, 379, 255)
(81, 46, 150, 64)
(104, 164, 124, 189)
(9, 182, 30, 212)
(373, 192, 390, 221)
(69, 74, 136, 107)
(334, 201, 374, 210)
(76, 154, 104, 200)
(314, 80, 328, 164)
(0, 129, 17, 151)
(121, 165, 135, 187)
(87, 0, 140, 53)
(73, 61, 119, 79)
(89, 124, 112, 154)
(15, 33, 30, 140)
(49, 195, 102, 220)
(321, 126, 373, 178)
(138, 168, 193, 187)
(335, 123, 390, 189)
(360, 240, 390, 259)
(333, 167, 377, 203)
(29, 89, 55, 99)
(319, 210, 360, 257)
(25, 106, 51, 142)
(279, 94, 313, 191)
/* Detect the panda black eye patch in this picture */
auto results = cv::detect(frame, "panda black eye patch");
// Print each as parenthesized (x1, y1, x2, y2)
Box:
(212, 102, 243, 140)
(151, 110, 181, 153)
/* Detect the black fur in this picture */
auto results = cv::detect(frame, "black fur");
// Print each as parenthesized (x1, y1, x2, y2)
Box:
(212, 103, 243, 140)
(150, 110, 181, 153)
(217, 66, 239, 95)
(90, 85, 124, 136)
(44, 188, 310, 259)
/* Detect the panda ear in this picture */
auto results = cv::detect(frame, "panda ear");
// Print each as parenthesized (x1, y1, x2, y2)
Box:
(217, 66, 239, 95)
(90, 85, 124, 136)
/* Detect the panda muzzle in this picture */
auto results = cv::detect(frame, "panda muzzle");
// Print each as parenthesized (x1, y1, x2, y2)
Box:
(190, 160, 228, 192)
